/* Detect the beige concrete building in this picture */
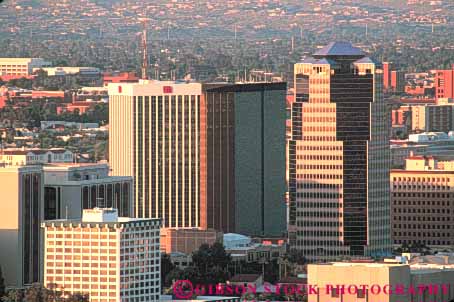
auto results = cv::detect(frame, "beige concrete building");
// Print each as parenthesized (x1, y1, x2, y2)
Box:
(0, 58, 51, 76)
(42, 208, 161, 302)
(308, 262, 454, 302)
(108, 80, 202, 228)
(0, 165, 44, 287)
(391, 156, 454, 247)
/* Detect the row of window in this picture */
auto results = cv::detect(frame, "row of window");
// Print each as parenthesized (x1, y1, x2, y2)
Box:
(393, 216, 449, 222)
(294, 174, 343, 179)
(297, 164, 343, 170)
(393, 224, 450, 230)
(395, 240, 450, 245)
(393, 185, 451, 190)
(393, 208, 450, 214)
(297, 145, 342, 151)
(47, 255, 116, 261)
(394, 232, 451, 238)
(393, 176, 451, 182)
(392, 198, 451, 204)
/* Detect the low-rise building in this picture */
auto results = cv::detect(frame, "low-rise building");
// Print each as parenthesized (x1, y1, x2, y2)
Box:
(0, 148, 74, 166)
(160, 228, 223, 254)
(0, 58, 51, 77)
(308, 261, 454, 302)
(223, 233, 286, 263)
(34, 67, 100, 77)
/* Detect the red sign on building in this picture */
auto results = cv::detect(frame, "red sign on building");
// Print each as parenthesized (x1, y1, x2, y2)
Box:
(163, 86, 173, 93)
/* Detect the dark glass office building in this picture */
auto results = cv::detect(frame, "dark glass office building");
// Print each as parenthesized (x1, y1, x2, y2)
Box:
(201, 83, 287, 237)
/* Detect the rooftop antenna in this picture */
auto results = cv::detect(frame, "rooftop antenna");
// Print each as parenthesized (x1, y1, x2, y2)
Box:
(139, 18, 150, 80)
(291, 36, 294, 53)
(167, 22, 170, 40)
(365, 23, 368, 38)
(432, 23, 434, 33)
(234, 24, 237, 41)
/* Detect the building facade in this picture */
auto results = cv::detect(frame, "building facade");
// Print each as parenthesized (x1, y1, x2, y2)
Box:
(201, 83, 287, 236)
(382, 62, 391, 91)
(434, 66, 454, 100)
(391, 156, 454, 247)
(160, 228, 222, 254)
(0, 165, 43, 287)
(390, 70, 405, 93)
(290, 42, 391, 260)
(407, 103, 454, 132)
(42, 208, 161, 302)
(308, 262, 454, 302)
(109, 80, 202, 228)
(43, 163, 133, 220)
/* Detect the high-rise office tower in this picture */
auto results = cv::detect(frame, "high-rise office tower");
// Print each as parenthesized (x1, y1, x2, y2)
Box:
(109, 80, 202, 228)
(0, 166, 43, 287)
(290, 42, 391, 260)
(42, 208, 161, 302)
(201, 83, 287, 236)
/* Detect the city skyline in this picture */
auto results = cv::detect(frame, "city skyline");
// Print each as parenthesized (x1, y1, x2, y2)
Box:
(1, 1, 454, 301)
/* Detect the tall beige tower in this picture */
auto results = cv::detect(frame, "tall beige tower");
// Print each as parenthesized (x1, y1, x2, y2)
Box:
(289, 42, 391, 260)
(108, 80, 202, 228)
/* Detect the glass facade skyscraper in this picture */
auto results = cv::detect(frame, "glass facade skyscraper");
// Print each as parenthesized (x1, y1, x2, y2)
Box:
(289, 42, 391, 260)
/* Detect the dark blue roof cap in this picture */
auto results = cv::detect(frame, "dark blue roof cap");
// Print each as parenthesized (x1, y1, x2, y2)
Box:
(313, 42, 365, 57)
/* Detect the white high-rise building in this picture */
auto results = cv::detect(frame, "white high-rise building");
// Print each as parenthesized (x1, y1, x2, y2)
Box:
(108, 80, 202, 228)
(42, 208, 161, 302)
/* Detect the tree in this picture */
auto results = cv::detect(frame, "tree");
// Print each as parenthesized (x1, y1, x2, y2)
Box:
(161, 253, 175, 288)
(0, 267, 5, 299)
(165, 267, 201, 288)
(287, 249, 307, 265)
(192, 242, 231, 274)
(1, 284, 88, 302)
(7, 77, 33, 90)
(2, 288, 24, 302)
(192, 242, 232, 285)
(24, 283, 48, 302)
